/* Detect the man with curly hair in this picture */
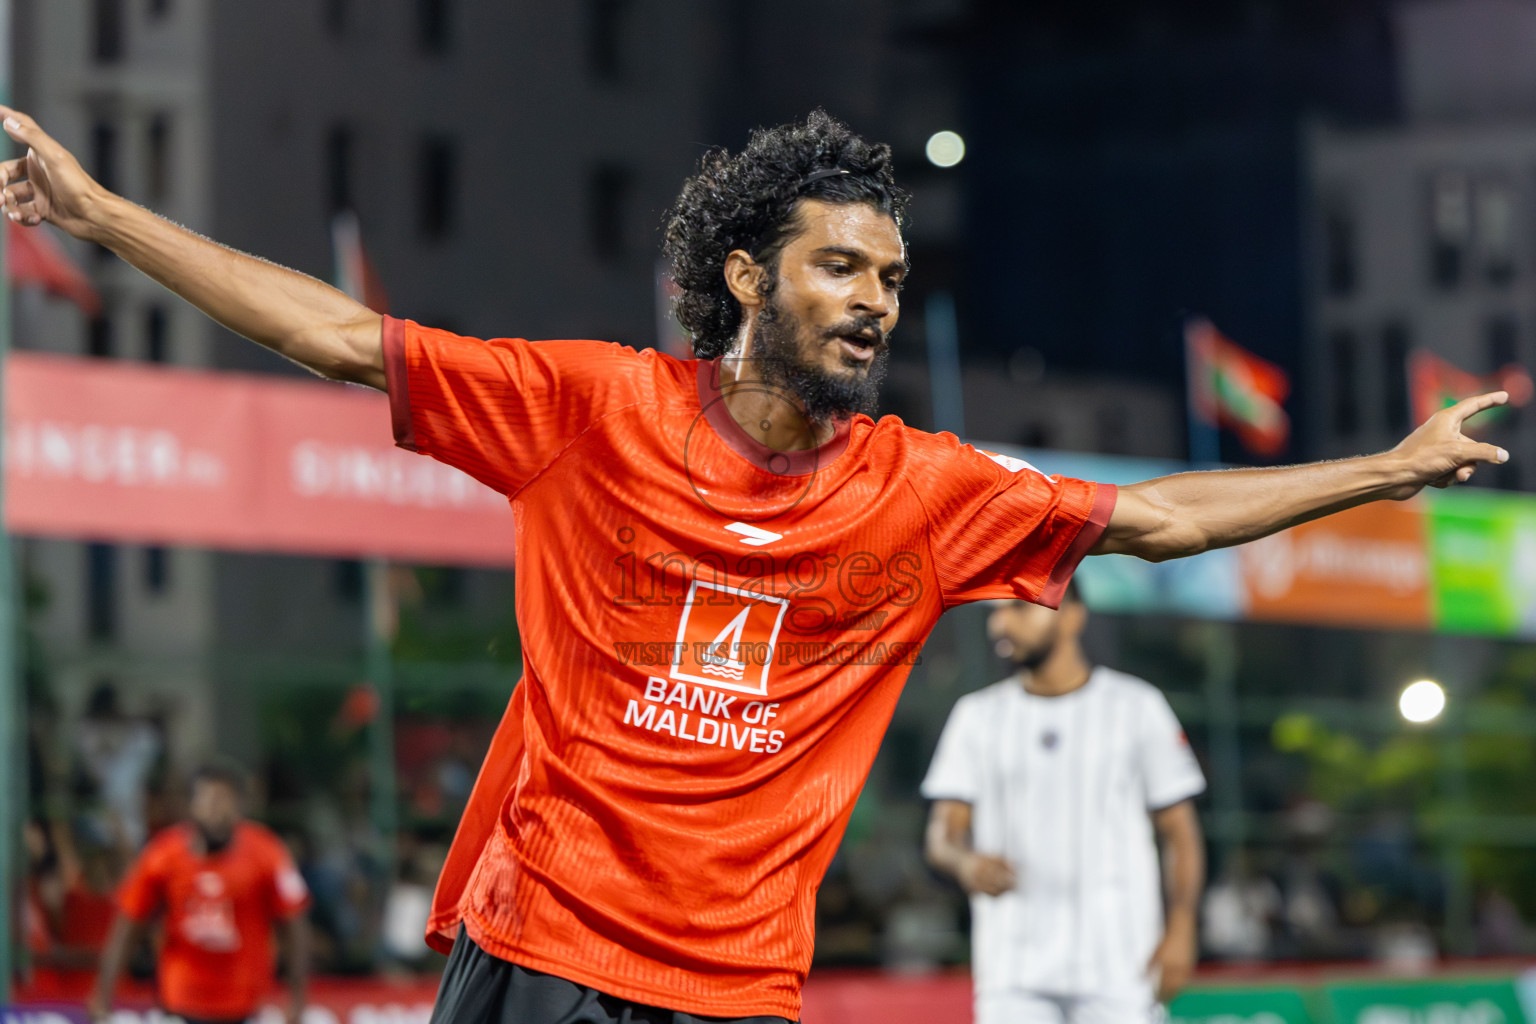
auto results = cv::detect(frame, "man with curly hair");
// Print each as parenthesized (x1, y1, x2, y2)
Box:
(0, 102, 1506, 1023)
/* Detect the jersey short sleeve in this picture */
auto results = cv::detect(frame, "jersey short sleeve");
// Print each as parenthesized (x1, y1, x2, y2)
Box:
(263, 837, 312, 921)
(1139, 689, 1207, 811)
(382, 316, 649, 496)
(116, 840, 169, 922)
(911, 441, 1115, 609)
(921, 694, 985, 803)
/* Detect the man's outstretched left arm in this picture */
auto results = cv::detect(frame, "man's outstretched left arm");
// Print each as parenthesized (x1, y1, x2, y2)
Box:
(1093, 392, 1510, 562)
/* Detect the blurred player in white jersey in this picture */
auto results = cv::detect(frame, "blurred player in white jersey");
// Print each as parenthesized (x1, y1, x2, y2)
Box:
(923, 580, 1206, 1024)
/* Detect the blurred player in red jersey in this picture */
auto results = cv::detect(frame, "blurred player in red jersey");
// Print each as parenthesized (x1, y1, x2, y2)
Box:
(88, 763, 310, 1024)
(0, 102, 1508, 1024)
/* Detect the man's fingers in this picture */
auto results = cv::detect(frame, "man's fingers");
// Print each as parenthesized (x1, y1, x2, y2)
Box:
(0, 104, 41, 141)
(1447, 390, 1509, 429)
(3, 181, 36, 208)
(1473, 441, 1510, 465)
(0, 108, 62, 165)
(0, 156, 26, 188)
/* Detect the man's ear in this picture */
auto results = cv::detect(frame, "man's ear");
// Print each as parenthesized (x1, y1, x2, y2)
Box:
(724, 250, 769, 312)
(1062, 600, 1089, 637)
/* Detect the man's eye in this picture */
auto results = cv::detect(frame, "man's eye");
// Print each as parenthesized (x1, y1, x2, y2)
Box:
(823, 263, 852, 275)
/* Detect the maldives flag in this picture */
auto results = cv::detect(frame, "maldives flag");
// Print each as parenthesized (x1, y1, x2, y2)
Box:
(1409, 349, 1532, 430)
(331, 210, 389, 313)
(6, 220, 102, 316)
(1185, 318, 1291, 456)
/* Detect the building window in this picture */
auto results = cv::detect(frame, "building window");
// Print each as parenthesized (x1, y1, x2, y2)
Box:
(326, 123, 353, 213)
(145, 305, 168, 362)
(334, 559, 363, 603)
(323, 0, 348, 37)
(93, 0, 125, 62)
(416, 136, 457, 240)
(1095, 405, 1130, 455)
(1429, 170, 1471, 288)
(588, 163, 631, 261)
(92, 120, 118, 196)
(1477, 177, 1516, 286)
(587, 0, 629, 82)
(417, 0, 450, 54)
(1323, 201, 1357, 297)
(1487, 315, 1521, 429)
(87, 314, 114, 358)
(1487, 313, 1519, 368)
(87, 543, 116, 640)
(143, 546, 169, 594)
(1330, 328, 1359, 436)
(146, 115, 171, 203)
(1381, 321, 1410, 434)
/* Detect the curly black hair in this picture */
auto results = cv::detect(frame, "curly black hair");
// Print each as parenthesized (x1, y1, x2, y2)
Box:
(662, 110, 909, 359)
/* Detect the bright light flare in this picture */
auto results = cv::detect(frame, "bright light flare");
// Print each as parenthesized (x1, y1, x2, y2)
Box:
(1398, 679, 1446, 724)
(925, 130, 966, 168)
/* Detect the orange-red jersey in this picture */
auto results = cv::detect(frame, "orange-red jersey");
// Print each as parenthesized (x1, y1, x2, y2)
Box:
(385, 317, 1115, 1019)
(116, 821, 310, 1020)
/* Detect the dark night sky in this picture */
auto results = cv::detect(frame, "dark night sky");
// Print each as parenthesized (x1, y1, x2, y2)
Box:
(954, 0, 1399, 457)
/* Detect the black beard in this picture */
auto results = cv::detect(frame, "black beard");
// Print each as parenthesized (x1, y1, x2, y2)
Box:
(198, 823, 233, 854)
(751, 298, 888, 423)
(1012, 645, 1054, 672)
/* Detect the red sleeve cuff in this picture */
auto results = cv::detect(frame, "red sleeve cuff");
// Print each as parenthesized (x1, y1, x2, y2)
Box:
(1038, 482, 1117, 609)
(382, 315, 418, 452)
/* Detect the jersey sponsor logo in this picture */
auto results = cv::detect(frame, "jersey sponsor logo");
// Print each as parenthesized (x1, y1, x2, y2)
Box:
(723, 521, 782, 547)
(979, 450, 1049, 477)
(182, 873, 241, 952)
(669, 580, 788, 696)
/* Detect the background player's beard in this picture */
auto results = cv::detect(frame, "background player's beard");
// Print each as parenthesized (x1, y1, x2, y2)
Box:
(752, 295, 888, 424)
(197, 821, 233, 854)
(1007, 623, 1061, 672)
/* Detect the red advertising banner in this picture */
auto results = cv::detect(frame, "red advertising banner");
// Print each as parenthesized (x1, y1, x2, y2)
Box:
(5, 352, 515, 566)
(1238, 501, 1431, 630)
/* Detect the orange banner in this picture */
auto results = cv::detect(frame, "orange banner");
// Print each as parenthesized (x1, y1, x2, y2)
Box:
(5, 352, 515, 566)
(1239, 501, 1430, 629)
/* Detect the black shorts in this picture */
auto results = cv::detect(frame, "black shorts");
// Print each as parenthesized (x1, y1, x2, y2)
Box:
(429, 929, 795, 1024)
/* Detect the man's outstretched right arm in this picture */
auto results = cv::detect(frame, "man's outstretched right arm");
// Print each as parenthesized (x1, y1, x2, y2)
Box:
(0, 105, 384, 389)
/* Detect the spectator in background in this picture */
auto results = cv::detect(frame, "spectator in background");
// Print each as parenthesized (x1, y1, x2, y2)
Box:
(380, 836, 449, 975)
(74, 681, 162, 851)
(89, 761, 311, 1024)
(1475, 886, 1528, 956)
(1202, 851, 1281, 960)
(1276, 801, 1346, 959)
(21, 819, 113, 1000)
(923, 582, 1207, 1024)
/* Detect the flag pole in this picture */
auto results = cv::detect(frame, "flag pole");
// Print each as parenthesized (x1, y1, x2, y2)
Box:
(925, 292, 965, 437)
(365, 559, 398, 883)
(0, 0, 19, 998)
(1184, 319, 1220, 467)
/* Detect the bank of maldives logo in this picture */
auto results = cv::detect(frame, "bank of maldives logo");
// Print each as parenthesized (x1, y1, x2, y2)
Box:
(671, 580, 789, 696)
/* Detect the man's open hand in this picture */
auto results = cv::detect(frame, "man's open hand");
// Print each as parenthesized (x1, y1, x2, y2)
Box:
(957, 851, 1017, 897)
(1384, 391, 1510, 499)
(0, 104, 107, 240)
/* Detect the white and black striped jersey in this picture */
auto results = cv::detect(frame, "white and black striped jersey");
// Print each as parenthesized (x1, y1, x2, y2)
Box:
(921, 666, 1206, 997)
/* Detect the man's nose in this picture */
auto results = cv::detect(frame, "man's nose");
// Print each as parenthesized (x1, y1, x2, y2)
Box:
(850, 271, 892, 320)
